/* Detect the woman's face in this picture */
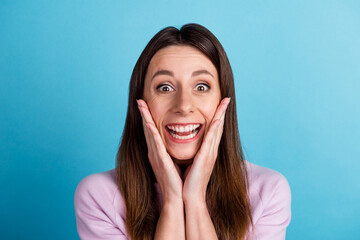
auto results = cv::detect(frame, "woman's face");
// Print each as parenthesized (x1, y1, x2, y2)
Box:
(143, 45, 221, 163)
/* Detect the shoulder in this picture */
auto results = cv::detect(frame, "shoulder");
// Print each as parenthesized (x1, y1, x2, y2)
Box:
(74, 169, 120, 208)
(246, 161, 291, 197)
(246, 161, 291, 239)
(74, 168, 129, 239)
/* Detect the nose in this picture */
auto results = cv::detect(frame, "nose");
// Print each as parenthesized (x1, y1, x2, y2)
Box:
(173, 88, 194, 115)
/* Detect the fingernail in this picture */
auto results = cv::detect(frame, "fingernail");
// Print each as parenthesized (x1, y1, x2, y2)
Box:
(136, 100, 143, 117)
(225, 97, 231, 105)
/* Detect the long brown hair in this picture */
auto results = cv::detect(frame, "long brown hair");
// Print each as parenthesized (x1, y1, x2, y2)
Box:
(116, 23, 252, 239)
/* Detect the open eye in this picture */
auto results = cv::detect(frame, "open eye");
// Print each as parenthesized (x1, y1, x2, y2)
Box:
(157, 84, 174, 92)
(195, 83, 210, 92)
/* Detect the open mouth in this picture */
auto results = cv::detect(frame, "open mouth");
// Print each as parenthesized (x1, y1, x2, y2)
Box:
(165, 123, 202, 140)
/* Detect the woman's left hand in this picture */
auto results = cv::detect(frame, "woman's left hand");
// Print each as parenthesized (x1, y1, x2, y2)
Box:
(182, 97, 230, 204)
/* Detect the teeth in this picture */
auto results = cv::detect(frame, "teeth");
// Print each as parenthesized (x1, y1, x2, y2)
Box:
(169, 129, 199, 140)
(167, 124, 200, 133)
(167, 124, 201, 140)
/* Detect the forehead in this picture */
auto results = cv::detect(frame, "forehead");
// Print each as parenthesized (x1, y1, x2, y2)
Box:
(147, 45, 217, 73)
(152, 45, 207, 59)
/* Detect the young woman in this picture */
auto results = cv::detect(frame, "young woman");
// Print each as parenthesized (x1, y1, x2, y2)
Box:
(74, 23, 291, 240)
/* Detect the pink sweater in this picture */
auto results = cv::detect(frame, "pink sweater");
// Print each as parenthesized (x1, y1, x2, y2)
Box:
(74, 162, 291, 239)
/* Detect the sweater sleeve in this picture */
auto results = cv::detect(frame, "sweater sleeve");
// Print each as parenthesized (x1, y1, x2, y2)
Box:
(74, 171, 128, 240)
(248, 169, 292, 240)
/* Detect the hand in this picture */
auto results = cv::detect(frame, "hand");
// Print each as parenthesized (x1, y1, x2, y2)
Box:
(137, 99, 183, 204)
(182, 97, 231, 204)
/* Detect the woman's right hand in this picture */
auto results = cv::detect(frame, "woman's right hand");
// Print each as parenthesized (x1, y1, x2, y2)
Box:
(137, 99, 183, 204)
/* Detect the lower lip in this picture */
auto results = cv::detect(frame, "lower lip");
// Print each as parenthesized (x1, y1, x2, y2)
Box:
(165, 126, 202, 143)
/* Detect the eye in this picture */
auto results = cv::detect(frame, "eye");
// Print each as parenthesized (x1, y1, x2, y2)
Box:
(195, 83, 210, 92)
(157, 84, 174, 92)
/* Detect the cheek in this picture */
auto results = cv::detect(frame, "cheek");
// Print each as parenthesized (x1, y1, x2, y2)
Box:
(146, 99, 168, 129)
(207, 96, 220, 117)
(198, 100, 219, 125)
(147, 103, 162, 123)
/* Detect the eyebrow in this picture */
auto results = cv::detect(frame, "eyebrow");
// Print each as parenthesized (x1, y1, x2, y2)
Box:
(151, 69, 215, 81)
(191, 69, 215, 78)
(151, 70, 173, 80)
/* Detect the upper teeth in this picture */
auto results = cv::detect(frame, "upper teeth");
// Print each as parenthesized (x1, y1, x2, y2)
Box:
(167, 124, 200, 133)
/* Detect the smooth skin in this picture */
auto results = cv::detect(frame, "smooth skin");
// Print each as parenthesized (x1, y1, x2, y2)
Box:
(137, 46, 230, 239)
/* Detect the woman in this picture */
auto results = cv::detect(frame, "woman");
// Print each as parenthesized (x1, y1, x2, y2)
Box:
(74, 23, 291, 240)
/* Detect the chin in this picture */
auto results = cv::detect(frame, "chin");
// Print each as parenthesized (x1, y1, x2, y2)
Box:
(169, 150, 196, 165)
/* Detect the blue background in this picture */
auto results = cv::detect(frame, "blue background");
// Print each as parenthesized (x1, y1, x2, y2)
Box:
(1, 1, 359, 239)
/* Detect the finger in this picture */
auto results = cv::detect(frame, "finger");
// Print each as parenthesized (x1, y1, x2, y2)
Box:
(137, 99, 159, 145)
(202, 97, 230, 145)
(212, 98, 230, 146)
(137, 100, 154, 144)
(146, 121, 169, 159)
(137, 99, 171, 160)
(211, 97, 231, 124)
(137, 99, 156, 126)
(195, 99, 230, 162)
(196, 121, 218, 158)
(215, 115, 226, 147)
(137, 100, 162, 164)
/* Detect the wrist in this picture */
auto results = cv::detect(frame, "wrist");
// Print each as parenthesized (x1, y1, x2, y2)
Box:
(183, 198, 207, 211)
(160, 200, 184, 223)
(183, 192, 206, 207)
(161, 198, 184, 211)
